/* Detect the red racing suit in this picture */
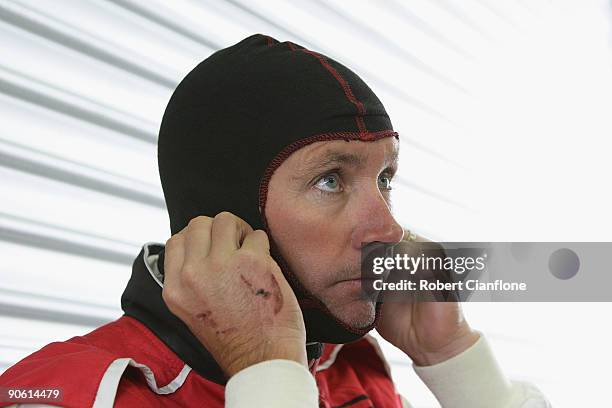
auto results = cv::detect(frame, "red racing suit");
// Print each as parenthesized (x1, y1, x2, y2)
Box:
(0, 315, 403, 407)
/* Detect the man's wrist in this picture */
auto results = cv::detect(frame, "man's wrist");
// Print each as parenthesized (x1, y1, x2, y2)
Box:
(224, 340, 307, 377)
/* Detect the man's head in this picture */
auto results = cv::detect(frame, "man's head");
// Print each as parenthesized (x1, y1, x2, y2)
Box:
(266, 137, 403, 329)
(158, 33, 402, 343)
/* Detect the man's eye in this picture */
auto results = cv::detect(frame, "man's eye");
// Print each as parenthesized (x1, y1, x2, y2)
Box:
(314, 173, 342, 193)
(378, 174, 393, 191)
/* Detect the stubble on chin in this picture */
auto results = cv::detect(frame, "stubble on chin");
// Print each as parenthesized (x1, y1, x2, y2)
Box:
(300, 263, 377, 328)
(325, 297, 377, 329)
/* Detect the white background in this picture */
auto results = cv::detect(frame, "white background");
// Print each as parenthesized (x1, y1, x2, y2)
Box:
(1, 0, 611, 406)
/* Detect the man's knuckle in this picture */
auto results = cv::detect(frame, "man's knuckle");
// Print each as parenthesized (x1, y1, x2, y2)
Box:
(180, 263, 200, 283)
(213, 211, 235, 223)
(251, 229, 269, 242)
(188, 216, 212, 230)
(162, 287, 178, 307)
(165, 234, 181, 249)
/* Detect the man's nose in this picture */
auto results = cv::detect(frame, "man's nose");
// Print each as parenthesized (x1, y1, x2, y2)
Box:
(350, 194, 405, 250)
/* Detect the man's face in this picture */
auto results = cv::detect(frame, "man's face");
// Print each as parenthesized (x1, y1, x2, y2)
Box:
(265, 137, 404, 329)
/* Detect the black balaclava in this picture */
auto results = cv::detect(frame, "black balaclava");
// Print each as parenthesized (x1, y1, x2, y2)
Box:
(158, 34, 399, 344)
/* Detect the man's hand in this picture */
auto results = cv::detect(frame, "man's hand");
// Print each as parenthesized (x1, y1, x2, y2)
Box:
(376, 233, 480, 366)
(161, 212, 307, 377)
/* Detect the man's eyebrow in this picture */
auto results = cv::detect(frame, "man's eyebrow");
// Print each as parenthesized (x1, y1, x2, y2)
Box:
(385, 149, 399, 169)
(300, 150, 367, 174)
(297, 148, 399, 177)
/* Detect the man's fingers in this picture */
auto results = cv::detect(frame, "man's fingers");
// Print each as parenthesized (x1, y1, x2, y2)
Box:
(183, 216, 214, 267)
(403, 228, 428, 243)
(241, 229, 270, 254)
(163, 231, 185, 288)
(209, 212, 253, 259)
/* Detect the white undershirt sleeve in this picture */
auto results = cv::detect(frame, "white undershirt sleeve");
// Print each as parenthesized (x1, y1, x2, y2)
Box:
(412, 333, 551, 408)
(225, 359, 318, 408)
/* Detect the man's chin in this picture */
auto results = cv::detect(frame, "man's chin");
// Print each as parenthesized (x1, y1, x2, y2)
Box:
(328, 299, 377, 330)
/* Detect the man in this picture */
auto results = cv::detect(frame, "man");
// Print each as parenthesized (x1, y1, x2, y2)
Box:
(0, 34, 549, 407)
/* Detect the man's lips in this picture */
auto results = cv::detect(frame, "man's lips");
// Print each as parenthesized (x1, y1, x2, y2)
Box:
(335, 278, 379, 298)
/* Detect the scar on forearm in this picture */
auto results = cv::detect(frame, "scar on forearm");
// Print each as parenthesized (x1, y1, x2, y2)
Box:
(240, 274, 284, 315)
